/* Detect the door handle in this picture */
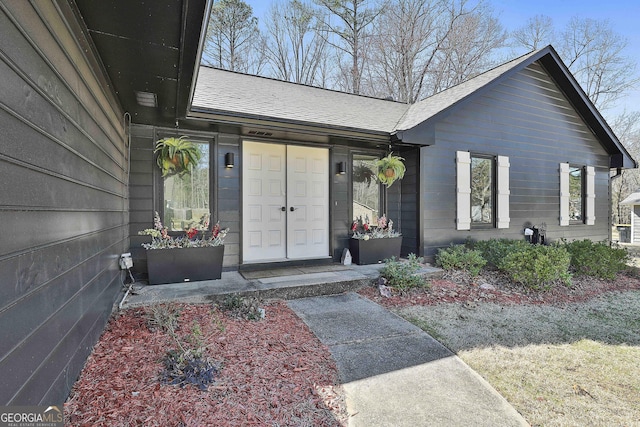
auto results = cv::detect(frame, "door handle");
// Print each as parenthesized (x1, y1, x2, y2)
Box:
(290, 207, 297, 212)
(281, 206, 286, 212)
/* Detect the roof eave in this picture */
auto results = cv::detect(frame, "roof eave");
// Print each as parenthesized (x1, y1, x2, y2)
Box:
(187, 108, 393, 142)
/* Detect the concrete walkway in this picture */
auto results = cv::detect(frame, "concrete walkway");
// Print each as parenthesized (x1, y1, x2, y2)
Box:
(288, 293, 529, 427)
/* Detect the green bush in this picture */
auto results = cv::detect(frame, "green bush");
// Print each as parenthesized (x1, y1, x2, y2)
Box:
(380, 254, 429, 292)
(435, 244, 486, 277)
(562, 239, 629, 280)
(500, 244, 571, 290)
(469, 238, 531, 269)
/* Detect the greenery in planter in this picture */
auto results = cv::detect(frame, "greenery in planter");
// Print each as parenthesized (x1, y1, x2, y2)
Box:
(351, 214, 401, 240)
(155, 136, 203, 177)
(375, 153, 405, 187)
(139, 211, 228, 249)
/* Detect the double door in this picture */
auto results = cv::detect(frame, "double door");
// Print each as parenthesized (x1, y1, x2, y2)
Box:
(242, 141, 329, 263)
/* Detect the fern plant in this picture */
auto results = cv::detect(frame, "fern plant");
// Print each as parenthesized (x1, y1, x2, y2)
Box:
(154, 136, 202, 177)
(375, 153, 406, 187)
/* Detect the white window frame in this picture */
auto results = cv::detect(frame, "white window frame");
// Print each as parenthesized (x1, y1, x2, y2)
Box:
(456, 151, 510, 230)
(560, 163, 595, 226)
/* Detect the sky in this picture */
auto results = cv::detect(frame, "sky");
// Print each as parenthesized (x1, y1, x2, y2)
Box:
(243, 0, 640, 118)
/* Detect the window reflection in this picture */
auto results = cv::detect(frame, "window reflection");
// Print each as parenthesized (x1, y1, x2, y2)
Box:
(353, 154, 380, 224)
(471, 156, 493, 224)
(569, 166, 583, 221)
(163, 142, 210, 231)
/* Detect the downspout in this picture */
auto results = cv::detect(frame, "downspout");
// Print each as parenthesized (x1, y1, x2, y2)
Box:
(610, 167, 623, 243)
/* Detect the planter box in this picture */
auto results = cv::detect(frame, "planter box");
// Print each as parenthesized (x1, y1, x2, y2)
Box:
(146, 245, 224, 285)
(349, 237, 402, 265)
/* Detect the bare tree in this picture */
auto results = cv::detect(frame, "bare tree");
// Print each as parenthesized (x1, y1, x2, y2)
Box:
(610, 111, 640, 224)
(430, 1, 506, 94)
(365, 0, 447, 102)
(264, 0, 329, 85)
(365, 0, 504, 103)
(511, 14, 554, 51)
(511, 16, 639, 112)
(203, 0, 265, 73)
(314, 0, 385, 94)
(558, 17, 638, 111)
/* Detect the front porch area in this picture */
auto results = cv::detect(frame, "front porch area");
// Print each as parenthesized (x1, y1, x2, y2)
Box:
(121, 262, 443, 308)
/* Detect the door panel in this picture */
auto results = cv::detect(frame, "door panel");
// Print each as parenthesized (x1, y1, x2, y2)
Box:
(242, 142, 286, 262)
(287, 145, 329, 259)
(242, 142, 329, 262)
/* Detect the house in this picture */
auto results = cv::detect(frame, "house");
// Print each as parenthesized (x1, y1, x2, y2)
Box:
(620, 191, 640, 243)
(0, 0, 635, 406)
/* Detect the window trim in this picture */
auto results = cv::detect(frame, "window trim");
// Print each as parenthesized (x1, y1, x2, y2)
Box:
(155, 132, 214, 233)
(559, 163, 595, 226)
(470, 154, 496, 229)
(456, 151, 510, 231)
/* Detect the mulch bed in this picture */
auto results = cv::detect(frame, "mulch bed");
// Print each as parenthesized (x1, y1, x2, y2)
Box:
(64, 301, 347, 426)
(360, 268, 640, 309)
(64, 269, 640, 426)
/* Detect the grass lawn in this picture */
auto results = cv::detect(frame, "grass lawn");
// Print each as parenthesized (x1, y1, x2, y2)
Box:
(397, 291, 640, 426)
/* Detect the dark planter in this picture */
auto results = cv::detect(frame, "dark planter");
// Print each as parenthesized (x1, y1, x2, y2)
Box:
(146, 245, 224, 285)
(349, 237, 402, 265)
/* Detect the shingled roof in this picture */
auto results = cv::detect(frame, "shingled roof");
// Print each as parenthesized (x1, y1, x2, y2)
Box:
(191, 67, 408, 135)
(189, 46, 635, 168)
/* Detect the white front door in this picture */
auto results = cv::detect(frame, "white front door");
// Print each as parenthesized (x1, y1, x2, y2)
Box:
(242, 141, 329, 263)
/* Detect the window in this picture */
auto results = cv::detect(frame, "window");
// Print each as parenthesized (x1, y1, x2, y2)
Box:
(352, 154, 381, 224)
(163, 141, 210, 231)
(569, 166, 584, 222)
(471, 156, 494, 225)
(456, 151, 509, 230)
(560, 163, 595, 226)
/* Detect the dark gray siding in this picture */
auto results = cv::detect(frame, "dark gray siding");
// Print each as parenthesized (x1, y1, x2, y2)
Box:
(420, 62, 612, 259)
(128, 125, 240, 276)
(0, 2, 127, 404)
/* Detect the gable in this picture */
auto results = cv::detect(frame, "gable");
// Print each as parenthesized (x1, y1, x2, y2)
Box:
(392, 47, 635, 169)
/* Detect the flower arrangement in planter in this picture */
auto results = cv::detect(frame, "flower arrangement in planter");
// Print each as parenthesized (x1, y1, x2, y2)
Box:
(139, 211, 227, 249)
(350, 215, 401, 240)
(139, 212, 229, 284)
(375, 153, 406, 187)
(349, 215, 402, 265)
(155, 136, 203, 177)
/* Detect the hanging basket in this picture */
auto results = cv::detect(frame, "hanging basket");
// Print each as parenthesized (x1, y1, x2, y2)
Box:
(375, 153, 406, 187)
(154, 136, 202, 177)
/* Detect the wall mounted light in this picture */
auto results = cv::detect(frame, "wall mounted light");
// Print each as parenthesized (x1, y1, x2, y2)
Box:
(337, 161, 347, 175)
(225, 152, 234, 168)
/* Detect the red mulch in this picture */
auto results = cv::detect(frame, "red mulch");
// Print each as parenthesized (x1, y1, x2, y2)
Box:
(360, 269, 640, 309)
(64, 301, 347, 426)
(64, 270, 640, 426)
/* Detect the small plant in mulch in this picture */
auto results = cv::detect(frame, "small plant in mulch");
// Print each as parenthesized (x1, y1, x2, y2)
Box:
(379, 254, 430, 295)
(144, 302, 181, 333)
(219, 295, 265, 321)
(143, 304, 220, 390)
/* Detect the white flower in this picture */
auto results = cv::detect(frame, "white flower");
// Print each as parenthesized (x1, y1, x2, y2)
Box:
(363, 235, 370, 241)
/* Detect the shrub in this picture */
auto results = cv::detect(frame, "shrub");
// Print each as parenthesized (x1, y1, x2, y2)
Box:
(562, 239, 629, 280)
(219, 295, 265, 321)
(469, 238, 531, 269)
(435, 244, 486, 277)
(380, 254, 429, 292)
(500, 244, 571, 290)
